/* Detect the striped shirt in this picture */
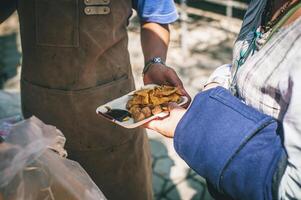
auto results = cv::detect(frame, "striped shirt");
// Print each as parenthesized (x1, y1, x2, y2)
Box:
(206, 0, 301, 199)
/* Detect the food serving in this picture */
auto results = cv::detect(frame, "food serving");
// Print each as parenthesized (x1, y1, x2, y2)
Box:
(126, 85, 182, 122)
(96, 84, 188, 129)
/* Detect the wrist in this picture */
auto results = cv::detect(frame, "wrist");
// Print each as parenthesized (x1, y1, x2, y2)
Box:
(143, 57, 165, 75)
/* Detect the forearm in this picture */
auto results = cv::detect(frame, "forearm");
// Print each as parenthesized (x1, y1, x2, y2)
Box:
(140, 21, 190, 102)
(174, 87, 284, 200)
(140, 22, 170, 63)
(0, 0, 17, 24)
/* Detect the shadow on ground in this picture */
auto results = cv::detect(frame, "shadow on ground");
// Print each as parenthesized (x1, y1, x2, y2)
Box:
(150, 139, 213, 200)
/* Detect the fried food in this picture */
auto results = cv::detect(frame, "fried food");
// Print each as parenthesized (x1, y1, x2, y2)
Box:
(153, 85, 178, 96)
(151, 105, 162, 115)
(127, 85, 183, 122)
(149, 95, 170, 106)
(141, 107, 152, 118)
(134, 88, 152, 96)
(132, 111, 146, 122)
(168, 93, 181, 103)
(129, 105, 141, 114)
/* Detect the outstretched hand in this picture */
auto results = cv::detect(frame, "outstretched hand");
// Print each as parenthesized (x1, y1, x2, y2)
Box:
(143, 103, 186, 138)
(143, 63, 191, 108)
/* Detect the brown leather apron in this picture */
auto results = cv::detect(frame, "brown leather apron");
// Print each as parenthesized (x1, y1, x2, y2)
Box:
(16, 0, 152, 199)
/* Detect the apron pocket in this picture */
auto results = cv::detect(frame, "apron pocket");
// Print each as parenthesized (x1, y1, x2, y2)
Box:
(21, 76, 139, 151)
(35, 0, 79, 47)
(70, 76, 141, 150)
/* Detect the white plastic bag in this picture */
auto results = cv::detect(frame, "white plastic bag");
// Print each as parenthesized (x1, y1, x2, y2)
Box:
(0, 115, 22, 141)
(0, 116, 106, 200)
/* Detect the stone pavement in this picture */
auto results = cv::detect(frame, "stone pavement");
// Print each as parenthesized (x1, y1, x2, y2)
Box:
(0, 11, 242, 200)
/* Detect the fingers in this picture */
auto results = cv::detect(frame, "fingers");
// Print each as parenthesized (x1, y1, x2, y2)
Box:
(143, 64, 182, 87)
(142, 64, 192, 107)
(164, 68, 192, 108)
(143, 73, 152, 85)
(177, 86, 191, 108)
(143, 111, 170, 129)
(143, 116, 169, 137)
(143, 105, 175, 132)
(181, 90, 191, 108)
(144, 105, 186, 138)
(143, 119, 174, 138)
(164, 67, 183, 87)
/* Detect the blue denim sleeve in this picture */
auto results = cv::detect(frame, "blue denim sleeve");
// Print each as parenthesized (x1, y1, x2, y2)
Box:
(174, 87, 285, 200)
(132, 0, 178, 24)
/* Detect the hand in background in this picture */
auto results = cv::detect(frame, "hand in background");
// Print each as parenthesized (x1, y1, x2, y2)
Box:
(143, 63, 191, 108)
(143, 103, 186, 138)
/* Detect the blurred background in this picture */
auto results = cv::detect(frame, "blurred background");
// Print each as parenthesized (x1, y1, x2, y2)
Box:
(0, 0, 249, 199)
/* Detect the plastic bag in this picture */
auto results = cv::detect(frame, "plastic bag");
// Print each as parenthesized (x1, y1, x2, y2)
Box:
(0, 115, 22, 141)
(0, 116, 106, 200)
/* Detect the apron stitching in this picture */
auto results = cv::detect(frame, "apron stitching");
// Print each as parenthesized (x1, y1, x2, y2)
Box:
(21, 75, 129, 95)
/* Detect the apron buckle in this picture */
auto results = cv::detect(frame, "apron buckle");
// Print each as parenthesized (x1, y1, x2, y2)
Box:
(84, 6, 110, 15)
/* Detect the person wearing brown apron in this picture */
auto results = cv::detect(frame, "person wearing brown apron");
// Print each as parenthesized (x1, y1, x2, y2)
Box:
(0, 0, 190, 199)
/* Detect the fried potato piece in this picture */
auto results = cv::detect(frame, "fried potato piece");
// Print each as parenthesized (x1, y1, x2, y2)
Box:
(132, 111, 145, 122)
(141, 96, 149, 105)
(132, 95, 144, 105)
(141, 107, 152, 118)
(130, 94, 149, 105)
(175, 88, 183, 95)
(134, 88, 152, 96)
(154, 85, 178, 97)
(151, 105, 162, 115)
(126, 99, 134, 109)
(150, 96, 170, 106)
(129, 105, 141, 114)
(127, 85, 183, 122)
(168, 93, 181, 103)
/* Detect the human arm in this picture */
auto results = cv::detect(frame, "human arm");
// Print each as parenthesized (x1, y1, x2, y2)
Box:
(145, 102, 186, 138)
(133, 0, 191, 103)
(146, 86, 285, 200)
(145, 63, 232, 136)
(0, 0, 17, 24)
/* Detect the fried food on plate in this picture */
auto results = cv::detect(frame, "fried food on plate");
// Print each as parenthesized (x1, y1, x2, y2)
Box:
(151, 105, 162, 115)
(127, 85, 183, 122)
(141, 107, 152, 118)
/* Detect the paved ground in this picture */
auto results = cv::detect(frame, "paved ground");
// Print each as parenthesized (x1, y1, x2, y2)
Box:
(0, 11, 242, 200)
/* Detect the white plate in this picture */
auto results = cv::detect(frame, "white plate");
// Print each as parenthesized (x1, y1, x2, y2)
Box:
(96, 84, 188, 129)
